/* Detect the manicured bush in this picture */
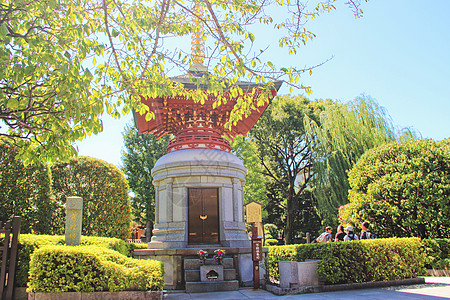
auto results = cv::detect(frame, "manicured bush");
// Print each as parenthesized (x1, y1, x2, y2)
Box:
(422, 238, 450, 269)
(51, 157, 131, 240)
(362, 237, 426, 282)
(14, 234, 131, 287)
(27, 245, 164, 293)
(125, 242, 148, 257)
(1, 142, 132, 239)
(341, 139, 450, 239)
(264, 239, 278, 246)
(267, 237, 426, 285)
(266, 245, 297, 281)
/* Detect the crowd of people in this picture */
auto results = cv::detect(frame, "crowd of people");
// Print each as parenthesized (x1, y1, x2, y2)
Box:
(314, 221, 377, 243)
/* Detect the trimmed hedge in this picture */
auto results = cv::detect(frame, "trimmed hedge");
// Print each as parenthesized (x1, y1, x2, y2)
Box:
(13, 234, 139, 287)
(267, 237, 426, 285)
(28, 245, 164, 293)
(422, 238, 450, 270)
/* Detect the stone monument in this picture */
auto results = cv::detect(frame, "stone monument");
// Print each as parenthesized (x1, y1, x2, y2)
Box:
(65, 196, 83, 246)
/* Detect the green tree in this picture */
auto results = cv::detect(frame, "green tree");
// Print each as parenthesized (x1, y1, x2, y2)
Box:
(306, 96, 412, 225)
(250, 95, 323, 244)
(1, 0, 366, 163)
(0, 138, 56, 233)
(340, 139, 450, 239)
(51, 156, 131, 239)
(231, 135, 267, 205)
(121, 124, 169, 231)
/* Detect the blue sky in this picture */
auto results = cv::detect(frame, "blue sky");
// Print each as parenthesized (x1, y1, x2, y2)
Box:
(75, 0, 450, 167)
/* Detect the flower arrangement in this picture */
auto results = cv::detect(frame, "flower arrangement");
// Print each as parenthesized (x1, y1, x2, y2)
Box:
(198, 249, 208, 265)
(213, 249, 225, 265)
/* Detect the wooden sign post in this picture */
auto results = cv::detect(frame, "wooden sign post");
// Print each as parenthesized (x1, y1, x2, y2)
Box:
(245, 201, 263, 289)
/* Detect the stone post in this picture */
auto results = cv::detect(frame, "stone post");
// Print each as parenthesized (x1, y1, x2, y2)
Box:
(65, 196, 83, 246)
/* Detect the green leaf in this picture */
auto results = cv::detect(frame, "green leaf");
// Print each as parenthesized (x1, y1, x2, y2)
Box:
(111, 29, 120, 37)
(0, 23, 8, 39)
(7, 99, 19, 110)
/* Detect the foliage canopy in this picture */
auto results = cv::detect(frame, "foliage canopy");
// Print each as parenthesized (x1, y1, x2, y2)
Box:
(0, 0, 366, 163)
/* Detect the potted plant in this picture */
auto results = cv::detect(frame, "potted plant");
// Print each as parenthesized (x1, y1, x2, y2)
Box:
(198, 249, 208, 265)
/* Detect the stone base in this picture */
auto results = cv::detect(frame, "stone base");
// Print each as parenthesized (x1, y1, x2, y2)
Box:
(266, 277, 425, 296)
(134, 246, 267, 290)
(185, 280, 239, 293)
(27, 291, 162, 300)
(279, 260, 320, 288)
(200, 265, 224, 282)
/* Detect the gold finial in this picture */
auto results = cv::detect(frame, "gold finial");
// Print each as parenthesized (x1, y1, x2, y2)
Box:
(190, 0, 207, 72)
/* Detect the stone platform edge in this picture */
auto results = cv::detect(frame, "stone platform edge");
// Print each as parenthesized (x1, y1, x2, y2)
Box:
(27, 290, 162, 300)
(265, 277, 425, 296)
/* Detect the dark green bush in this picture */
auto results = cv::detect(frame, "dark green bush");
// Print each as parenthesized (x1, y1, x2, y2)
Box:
(27, 245, 164, 293)
(1, 142, 132, 239)
(14, 234, 131, 287)
(422, 238, 450, 269)
(267, 237, 426, 285)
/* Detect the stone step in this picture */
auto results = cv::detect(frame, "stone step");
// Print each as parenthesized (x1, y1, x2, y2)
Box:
(184, 257, 233, 270)
(185, 268, 237, 282)
(185, 280, 239, 293)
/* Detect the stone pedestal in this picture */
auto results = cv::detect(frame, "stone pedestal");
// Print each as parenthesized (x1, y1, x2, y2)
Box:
(279, 260, 320, 288)
(200, 265, 224, 281)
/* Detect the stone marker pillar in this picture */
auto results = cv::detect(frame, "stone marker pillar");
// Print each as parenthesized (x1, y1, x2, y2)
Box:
(65, 196, 83, 246)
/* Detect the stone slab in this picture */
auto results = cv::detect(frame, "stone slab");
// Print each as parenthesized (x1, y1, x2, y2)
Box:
(28, 291, 162, 300)
(185, 280, 239, 293)
(266, 277, 426, 296)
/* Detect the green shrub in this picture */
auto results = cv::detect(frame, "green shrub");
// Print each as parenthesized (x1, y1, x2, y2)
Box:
(14, 234, 131, 287)
(267, 237, 426, 285)
(51, 157, 131, 240)
(342, 139, 450, 239)
(264, 239, 278, 246)
(125, 242, 148, 257)
(433, 259, 450, 270)
(362, 237, 426, 282)
(422, 238, 450, 269)
(28, 245, 164, 293)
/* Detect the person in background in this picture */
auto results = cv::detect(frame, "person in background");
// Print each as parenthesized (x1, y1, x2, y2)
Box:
(360, 221, 378, 239)
(316, 226, 333, 243)
(335, 224, 345, 242)
(343, 225, 359, 241)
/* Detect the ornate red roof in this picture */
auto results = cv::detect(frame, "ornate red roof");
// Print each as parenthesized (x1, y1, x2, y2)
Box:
(134, 79, 282, 153)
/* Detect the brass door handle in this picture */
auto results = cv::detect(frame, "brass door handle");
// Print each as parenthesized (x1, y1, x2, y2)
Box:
(199, 215, 207, 220)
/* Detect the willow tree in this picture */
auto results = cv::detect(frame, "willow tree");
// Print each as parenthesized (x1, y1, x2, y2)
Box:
(306, 95, 415, 224)
(1, 0, 366, 164)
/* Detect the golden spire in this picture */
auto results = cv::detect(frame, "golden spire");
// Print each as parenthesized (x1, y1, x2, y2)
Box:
(189, 0, 207, 73)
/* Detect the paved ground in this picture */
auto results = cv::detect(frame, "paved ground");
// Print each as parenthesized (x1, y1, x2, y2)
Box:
(164, 277, 450, 299)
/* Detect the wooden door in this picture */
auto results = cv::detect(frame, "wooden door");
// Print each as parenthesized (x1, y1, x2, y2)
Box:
(188, 188, 219, 244)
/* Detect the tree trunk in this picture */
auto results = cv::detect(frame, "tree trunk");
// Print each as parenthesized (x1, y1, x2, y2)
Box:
(284, 187, 295, 245)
